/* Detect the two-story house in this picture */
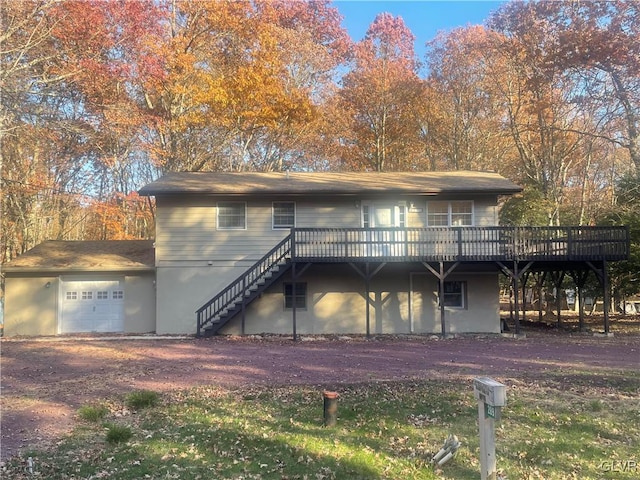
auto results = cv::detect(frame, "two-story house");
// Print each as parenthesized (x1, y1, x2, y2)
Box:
(138, 171, 628, 337)
(3, 170, 628, 337)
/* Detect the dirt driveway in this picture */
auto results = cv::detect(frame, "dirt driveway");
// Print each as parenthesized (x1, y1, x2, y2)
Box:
(1, 332, 639, 460)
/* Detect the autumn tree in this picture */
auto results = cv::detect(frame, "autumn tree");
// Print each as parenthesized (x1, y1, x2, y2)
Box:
(140, 0, 349, 173)
(1, 0, 160, 262)
(522, 1, 640, 175)
(487, 1, 615, 225)
(338, 13, 425, 171)
(1, 0, 91, 261)
(423, 26, 512, 172)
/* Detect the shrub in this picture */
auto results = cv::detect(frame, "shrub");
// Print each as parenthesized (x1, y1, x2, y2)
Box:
(589, 399, 604, 412)
(125, 390, 160, 410)
(105, 423, 133, 444)
(78, 404, 109, 422)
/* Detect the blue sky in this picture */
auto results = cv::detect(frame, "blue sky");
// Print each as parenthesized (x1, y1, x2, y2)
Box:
(334, 1, 506, 61)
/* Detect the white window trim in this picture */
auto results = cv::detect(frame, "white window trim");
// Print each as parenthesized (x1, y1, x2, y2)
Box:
(217, 202, 247, 230)
(361, 202, 407, 228)
(272, 201, 296, 230)
(426, 200, 474, 227)
(441, 280, 467, 309)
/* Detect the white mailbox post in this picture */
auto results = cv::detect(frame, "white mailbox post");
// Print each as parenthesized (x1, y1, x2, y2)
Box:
(473, 377, 507, 480)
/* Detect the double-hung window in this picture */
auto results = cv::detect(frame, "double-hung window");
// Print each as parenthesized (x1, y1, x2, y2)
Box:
(284, 283, 307, 309)
(217, 202, 246, 230)
(272, 202, 295, 229)
(441, 281, 466, 308)
(427, 201, 473, 227)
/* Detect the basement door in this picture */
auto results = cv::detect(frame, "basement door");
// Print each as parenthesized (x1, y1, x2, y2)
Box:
(60, 278, 125, 333)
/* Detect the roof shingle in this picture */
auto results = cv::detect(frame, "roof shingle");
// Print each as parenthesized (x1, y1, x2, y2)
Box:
(138, 171, 522, 196)
(3, 240, 154, 272)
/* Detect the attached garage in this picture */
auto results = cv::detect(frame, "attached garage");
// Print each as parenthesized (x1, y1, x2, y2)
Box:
(59, 277, 126, 334)
(2, 241, 156, 337)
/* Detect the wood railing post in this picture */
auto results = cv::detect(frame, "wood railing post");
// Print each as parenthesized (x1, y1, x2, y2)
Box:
(241, 275, 246, 335)
(291, 227, 296, 261)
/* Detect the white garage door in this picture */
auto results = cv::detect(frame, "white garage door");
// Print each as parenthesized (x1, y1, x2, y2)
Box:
(60, 278, 125, 333)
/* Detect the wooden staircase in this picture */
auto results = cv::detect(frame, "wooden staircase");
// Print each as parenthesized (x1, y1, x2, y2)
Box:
(196, 235, 292, 336)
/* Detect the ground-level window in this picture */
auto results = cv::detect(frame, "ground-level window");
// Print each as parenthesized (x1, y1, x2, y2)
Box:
(441, 281, 466, 308)
(284, 282, 307, 309)
(427, 201, 473, 226)
(217, 202, 246, 230)
(273, 202, 295, 229)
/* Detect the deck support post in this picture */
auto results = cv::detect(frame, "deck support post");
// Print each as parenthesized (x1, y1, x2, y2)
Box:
(241, 297, 246, 336)
(292, 262, 297, 341)
(365, 263, 371, 337)
(422, 262, 460, 337)
(549, 271, 566, 328)
(349, 262, 386, 338)
(569, 269, 590, 332)
(513, 263, 520, 334)
(290, 262, 312, 341)
(535, 271, 548, 323)
(522, 271, 531, 324)
(241, 276, 246, 335)
(497, 261, 533, 335)
(602, 260, 611, 334)
(587, 261, 611, 334)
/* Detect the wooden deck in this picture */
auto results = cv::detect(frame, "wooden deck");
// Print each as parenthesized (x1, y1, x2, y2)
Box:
(291, 226, 630, 263)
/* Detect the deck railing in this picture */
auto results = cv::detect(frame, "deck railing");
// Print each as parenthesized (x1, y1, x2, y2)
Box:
(291, 226, 629, 262)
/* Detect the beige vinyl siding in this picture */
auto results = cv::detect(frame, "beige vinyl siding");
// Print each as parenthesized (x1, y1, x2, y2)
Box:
(156, 197, 363, 264)
(296, 200, 362, 227)
(124, 273, 156, 333)
(409, 272, 500, 334)
(4, 275, 59, 336)
(156, 197, 283, 264)
(3, 272, 155, 336)
(156, 195, 499, 265)
(217, 265, 501, 336)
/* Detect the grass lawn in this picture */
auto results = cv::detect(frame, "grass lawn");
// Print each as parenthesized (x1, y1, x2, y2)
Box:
(2, 369, 639, 480)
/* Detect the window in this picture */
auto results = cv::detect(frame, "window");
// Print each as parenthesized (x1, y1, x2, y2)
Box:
(81, 291, 93, 300)
(272, 202, 295, 229)
(97, 291, 108, 300)
(426, 201, 449, 226)
(450, 201, 473, 226)
(284, 283, 307, 309)
(113, 291, 124, 300)
(398, 206, 406, 227)
(427, 201, 473, 226)
(66, 292, 78, 300)
(441, 281, 466, 308)
(362, 205, 370, 228)
(218, 202, 246, 230)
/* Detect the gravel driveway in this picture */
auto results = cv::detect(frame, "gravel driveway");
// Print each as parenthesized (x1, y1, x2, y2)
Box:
(1, 332, 639, 460)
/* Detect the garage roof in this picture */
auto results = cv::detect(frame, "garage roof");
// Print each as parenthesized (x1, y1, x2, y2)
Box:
(2, 240, 155, 273)
(138, 171, 522, 197)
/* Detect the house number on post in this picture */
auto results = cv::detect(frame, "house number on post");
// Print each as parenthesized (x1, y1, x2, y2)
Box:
(473, 377, 507, 480)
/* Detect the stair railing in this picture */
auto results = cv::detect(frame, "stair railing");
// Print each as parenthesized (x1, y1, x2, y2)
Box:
(196, 234, 292, 336)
